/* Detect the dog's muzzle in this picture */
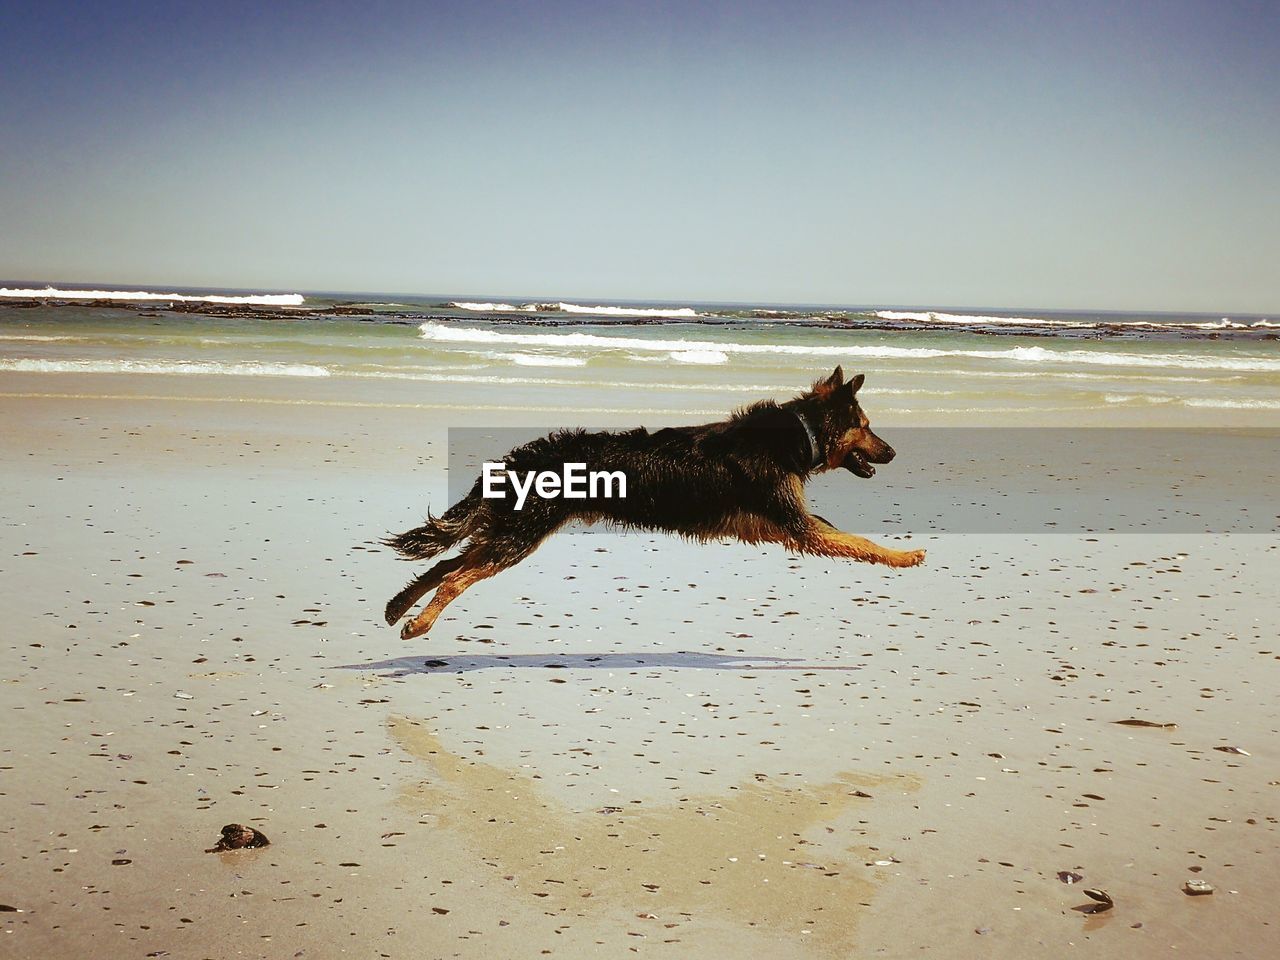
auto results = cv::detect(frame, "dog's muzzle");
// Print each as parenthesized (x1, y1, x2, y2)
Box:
(843, 442, 894, 478)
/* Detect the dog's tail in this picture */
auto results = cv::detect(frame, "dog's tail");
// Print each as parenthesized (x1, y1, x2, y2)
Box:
(383, 490, 482, 560)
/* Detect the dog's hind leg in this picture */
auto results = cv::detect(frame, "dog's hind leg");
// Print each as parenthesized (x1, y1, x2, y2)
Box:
(400, 558, 504, 640)
(398, 511, 567, 639)
(384, 556, 465, 626)
(800, 519, 925, 568)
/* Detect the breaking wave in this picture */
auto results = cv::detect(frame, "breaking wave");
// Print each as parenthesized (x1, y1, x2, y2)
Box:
(873, 309, 1276, 331)
(0, 358, 329, 377)
(451, 301, 522, 312)
(555, 302, 699, 318)
(1103, 393, 1175, 405)
(0, 286, 305, 306)
(418, 322, 1280, 373)
(503, 352, 587, 367)
(670, 349, 729, 364)
(1182, 397, 1280, 409)
(0, 333, 84, 342)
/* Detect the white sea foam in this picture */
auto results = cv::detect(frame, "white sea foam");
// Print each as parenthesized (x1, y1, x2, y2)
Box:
(875, 405, 1102, 415)
(505, 352, 588, 367)
(354, 372, 954, 396)
(1107, 393, 1280, 410)
(418, 321, 959, 358)
(1103, 393, 1175, 405)
(345, 371, 795, 392)
(1182, 397, 1280, 409)
(0, 355, 799, 393)
(0, 333, 84, 342)
(553, 302, 700, 318)
(1005, 346, 1280, 372)
(0, 286, 305, 306)
(0, 358, 329, 377)
(873, 309, 1278, 332)
(451, 301, 522, 312)
(669, 349, 729, 364)
(886, 368, 1236, 383)
(1126, 318, 1249, 330)
(1186, 317, 1278, 329)
(418, 322, 1280, 373)
(450, 349, 587, 367)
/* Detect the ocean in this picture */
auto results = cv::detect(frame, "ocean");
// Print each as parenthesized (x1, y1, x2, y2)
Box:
(2, 284, 1278, 419)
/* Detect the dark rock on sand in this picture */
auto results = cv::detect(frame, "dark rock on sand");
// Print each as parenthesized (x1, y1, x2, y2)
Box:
(205, 823, 270, 853)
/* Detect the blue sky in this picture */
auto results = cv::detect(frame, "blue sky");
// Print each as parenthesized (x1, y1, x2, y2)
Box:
(1, 0, 1276, 311)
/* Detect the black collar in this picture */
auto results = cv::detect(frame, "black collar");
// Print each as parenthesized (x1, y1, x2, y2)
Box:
(792, 409, 823, 470)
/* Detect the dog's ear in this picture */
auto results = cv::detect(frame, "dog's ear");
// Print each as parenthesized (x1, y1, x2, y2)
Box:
(810, 366, 846, 398)
(837, 374, 865, 404)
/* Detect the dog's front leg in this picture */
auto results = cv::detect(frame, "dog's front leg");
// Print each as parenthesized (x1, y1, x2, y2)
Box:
(800, 518, 925, 568)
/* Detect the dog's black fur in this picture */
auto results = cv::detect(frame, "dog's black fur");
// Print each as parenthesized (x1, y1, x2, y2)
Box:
(385, 367, 924, 638)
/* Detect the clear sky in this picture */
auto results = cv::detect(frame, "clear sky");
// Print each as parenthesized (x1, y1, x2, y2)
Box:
(1, 0, 1276, 312)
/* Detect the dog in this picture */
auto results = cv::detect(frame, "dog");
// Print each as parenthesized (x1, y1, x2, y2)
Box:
(384, 367, 924, 639)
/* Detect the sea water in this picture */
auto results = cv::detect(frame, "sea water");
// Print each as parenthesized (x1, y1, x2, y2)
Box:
(2, 284, 1277, 418)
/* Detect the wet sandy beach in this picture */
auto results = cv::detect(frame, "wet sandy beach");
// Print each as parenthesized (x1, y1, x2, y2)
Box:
(2, 371, 1278, 958)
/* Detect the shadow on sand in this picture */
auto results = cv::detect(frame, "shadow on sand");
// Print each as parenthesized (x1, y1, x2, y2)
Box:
(339, 650, 864, 677)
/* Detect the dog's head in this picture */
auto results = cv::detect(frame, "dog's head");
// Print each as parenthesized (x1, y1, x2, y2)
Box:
(804, 366, 896, 477)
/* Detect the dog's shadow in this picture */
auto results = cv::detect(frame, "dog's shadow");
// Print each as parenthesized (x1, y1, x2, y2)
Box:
(339, 650, 863, 677)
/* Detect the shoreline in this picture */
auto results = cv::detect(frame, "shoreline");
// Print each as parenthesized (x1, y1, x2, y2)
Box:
(3, 370, 1280, 429)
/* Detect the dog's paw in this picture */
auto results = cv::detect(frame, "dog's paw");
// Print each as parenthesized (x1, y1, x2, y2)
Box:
(400, 620, 427, 640)
(900, 549, 927, 568)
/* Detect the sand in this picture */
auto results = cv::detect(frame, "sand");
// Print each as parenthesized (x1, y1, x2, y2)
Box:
(2, 370, 1278, 958)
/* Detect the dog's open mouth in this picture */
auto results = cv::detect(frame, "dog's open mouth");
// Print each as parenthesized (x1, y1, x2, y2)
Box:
(844, 450, 876, 478)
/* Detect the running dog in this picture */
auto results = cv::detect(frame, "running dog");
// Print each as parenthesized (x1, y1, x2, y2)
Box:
(384, 367, 924, 639)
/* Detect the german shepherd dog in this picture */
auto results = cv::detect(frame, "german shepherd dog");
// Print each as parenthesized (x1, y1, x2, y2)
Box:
(384, 367, 924, 639)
